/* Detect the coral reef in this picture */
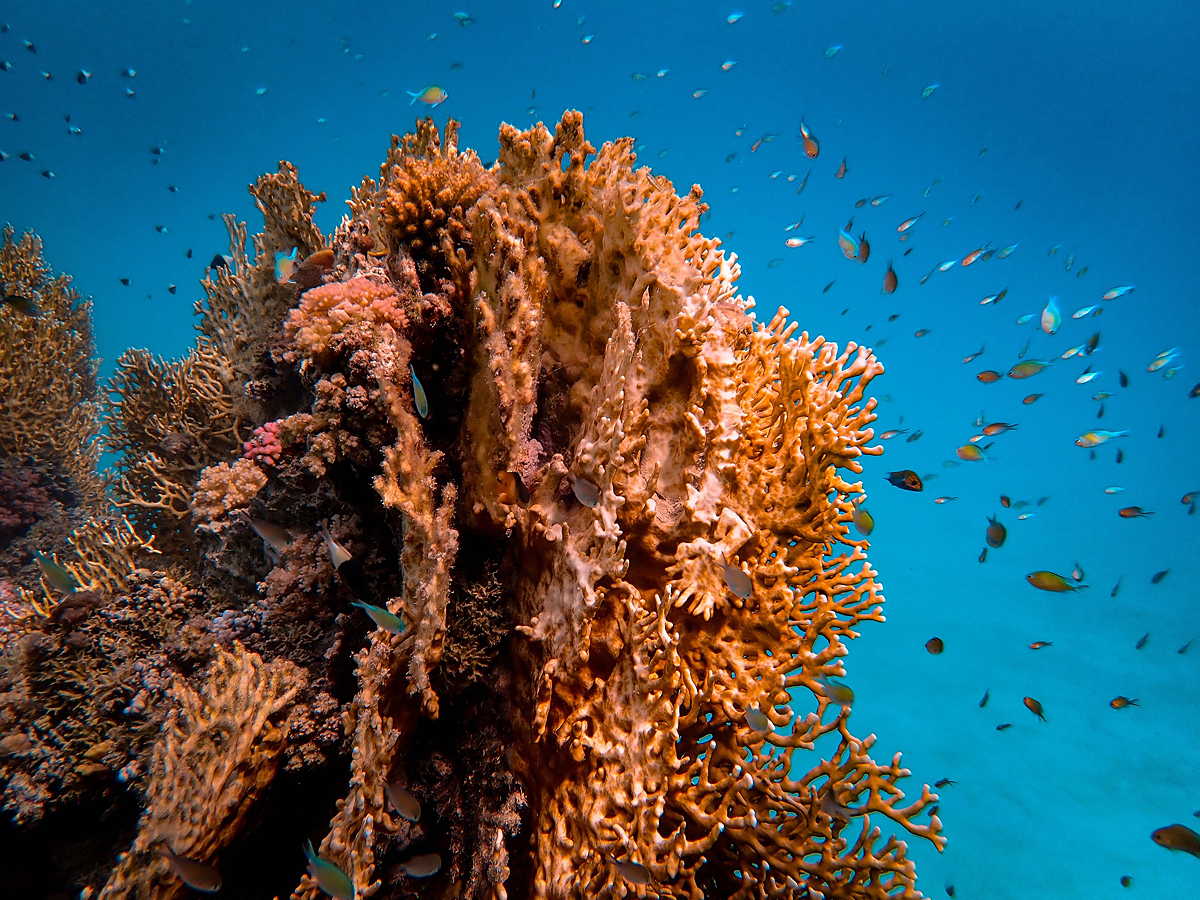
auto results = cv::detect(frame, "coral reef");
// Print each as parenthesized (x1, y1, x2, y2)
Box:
(0, 113, 944, 899)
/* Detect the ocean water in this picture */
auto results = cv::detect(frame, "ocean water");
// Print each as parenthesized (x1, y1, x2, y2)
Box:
(2, 1, 1198, 897)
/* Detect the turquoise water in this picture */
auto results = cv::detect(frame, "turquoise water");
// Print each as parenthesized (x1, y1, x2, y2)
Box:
(3, 1, 1197, 896)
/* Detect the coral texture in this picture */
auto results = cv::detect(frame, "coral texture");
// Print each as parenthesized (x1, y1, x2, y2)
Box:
(1, 113, 944, 900)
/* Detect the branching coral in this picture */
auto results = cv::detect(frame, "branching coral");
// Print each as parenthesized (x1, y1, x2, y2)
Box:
(100, 642, 304, 898)
(0, 226, 105, 511)
(6, 112, 944, 900)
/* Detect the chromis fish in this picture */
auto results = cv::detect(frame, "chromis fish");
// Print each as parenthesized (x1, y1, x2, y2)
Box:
(385, 782, 421, 822)
(406, 85, 448, 106)
(885, 469, 923, 491)
(158, 844, 221, 893)
(1026, 570, 1086, 592)
(956, 444, 985, 462)
(399, 853, 442, 877)
(572, 475, 601, 508)
(1150, 824, 1200, 859)
(722, 561, 753, 598)
(321, 527, 352, 570)
(1118, 506, 1153, 518)
(1040, 296, 1061, 335)
(1074, 429, 1128, 448)
(814, 675, 854, 708)
(274, 247, 298, 283)
(351, 600, 406, 634)
(837, 219, 859, 260)
(409, 364, 430, 418)
(985, 516, 1006, 548)
(1102, 284, 1135, 301)
(613, 858, 653, 884)
(896, 212, 924, 233)
(34, 551, 79, 594)
(303, 840, 355, 899)
(921, 82, 941, 99)
(744, 705, 771, 731)
(1109, 696, 1139, 709)
(882, 261, 898, 293)
(851, 502, 875, 536)
(1023, 696, 1047, 722)
(799, 120, 820, 158)
(1008, 360, 1049, 379)
(1148, 347, 1181, 372)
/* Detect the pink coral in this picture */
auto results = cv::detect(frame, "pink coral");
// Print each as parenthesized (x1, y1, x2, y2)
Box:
(242, 420, 284, 467)
(284, 276, 408, 363)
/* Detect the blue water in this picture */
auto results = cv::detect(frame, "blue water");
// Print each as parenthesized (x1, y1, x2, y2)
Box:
(3, 1, 1197, 896)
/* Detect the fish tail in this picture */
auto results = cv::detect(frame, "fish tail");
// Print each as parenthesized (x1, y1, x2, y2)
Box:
(406, 91, 418, 104)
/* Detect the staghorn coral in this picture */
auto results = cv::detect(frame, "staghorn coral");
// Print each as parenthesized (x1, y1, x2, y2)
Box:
(3, 112, 944, 900)
(100, 642, 305, 899)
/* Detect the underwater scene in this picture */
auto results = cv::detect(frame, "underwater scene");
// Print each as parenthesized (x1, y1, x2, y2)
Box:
(0, 0, 1197, 897)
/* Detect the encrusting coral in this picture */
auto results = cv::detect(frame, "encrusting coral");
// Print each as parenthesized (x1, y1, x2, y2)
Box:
(0, 112, 944, 899)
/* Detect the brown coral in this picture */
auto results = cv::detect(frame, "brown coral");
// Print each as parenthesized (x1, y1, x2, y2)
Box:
(100, 642, 304, 899)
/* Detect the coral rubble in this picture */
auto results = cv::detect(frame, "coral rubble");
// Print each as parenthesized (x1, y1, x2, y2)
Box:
(0, 112, 943, 899)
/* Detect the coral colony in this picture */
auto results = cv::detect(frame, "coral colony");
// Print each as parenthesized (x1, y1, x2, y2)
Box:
(0, 113, 943, 898)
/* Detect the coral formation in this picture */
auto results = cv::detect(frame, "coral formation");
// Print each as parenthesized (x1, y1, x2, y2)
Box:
(0, 112, 944, 899)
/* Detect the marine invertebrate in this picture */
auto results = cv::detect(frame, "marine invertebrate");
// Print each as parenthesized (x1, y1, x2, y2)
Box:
(7, 112, 943, 899)
(0, 226, 104, 511)
(100, 642, 304, 898)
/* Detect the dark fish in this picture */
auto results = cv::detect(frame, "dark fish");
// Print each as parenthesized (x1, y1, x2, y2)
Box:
(996, 722, 1012, 731)
(885, 469, 923, 491)
(925, 637, 944, 655)
(978, 688, 990, 708)
(1119, 370, 1129, 388)
(1, 289, 39, 316)
(1150, 824, 1200, 858)
(1111, 578, 1122, 598)
(1151, 569, 1169, 584)
(1135, 632, 1149, 650)
(985, 516, 1006, 548)
(978, 546, 988, 563)
(1023, 696, 1046, 722)
(934, 778, 956, 788)
(1178, 639, 1193, 655)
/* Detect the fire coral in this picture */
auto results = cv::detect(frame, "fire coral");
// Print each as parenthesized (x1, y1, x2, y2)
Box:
(2, 113, 944, 899)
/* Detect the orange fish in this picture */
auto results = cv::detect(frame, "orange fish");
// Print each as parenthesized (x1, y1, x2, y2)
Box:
(800, 120, 820, 159)
(1023, 696, 1046, 722)
(985, 516, 1006, 548)
(882, 261, 898, 293)
(982, 422, 1018, 436)
(886, 469, 923, 491)
(977, 370, 1002, 384)
(1000, 494, 1012, 508)
(852, 503, 875, 536)
(961, 248, 985, 266)
(1151, 824, 1200, 858)
(1029, 641, 1052, 650)
(1118, 506, 1153, 518)
(934, 495, 958, 503)
(1022, 393, 1044, 405)
(857, 232, 871, 263)
(925, 636, 944, 654)
(956, 444, 985, 462)
(835, 157, 848, 179)
(1109, 696, 1139, 709)
(1026, 570, 1085, 592)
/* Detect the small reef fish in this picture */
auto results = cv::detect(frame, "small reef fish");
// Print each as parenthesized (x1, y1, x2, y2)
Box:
(885, 469, 923, 491)
(800, 120, 820, 158)
(572, 475, 600, 508)
(1075, 429, 1128, 448)
(882, 261, 898, 293)
(1040, 296, 1061, 335)
(851, 503, 875, 536)
(744, 706, 771, 731)
(834, 157, 848, 178)
(977, 369, 1002, 383)
(980, 288, 1007, 305)
(385, 782, 421, 822)
(1008, 360, 1049, 379)
(1150, 569, 1169, 584)
(303, 840, 355, 899)
(613, 858, 653, 884)
(34, 552, 79, 594)
(814, 676, 854, 708)
(785, 235, 815, 247)
(956, 444, 985, 462)
(857, 232, 871, 262)
(897, 212, 924, 234)
(158, 844, 222, 893)
(723, 562, 753, 598)
(837, 219, 859, 260)
(1118, 506, 1153, 518)
(321, 527, 352, 570)
(982, 422, 1017, 436)
(921, 82, 940, 99)
(1026, 570, 1086, 592)
(962, 346, 985, 364)
(925, 637, 944, 654)
(1102, 284, 1135, 301)
(399, 853, 443, 877)
(985, 516, 1006, 548)
(1136, 632, 1150, 649)
(1029, 641, 1052, 650)
(1151, 824, 1200, 859)
(1, 285, 39, 317)
(979, 688, 990, 708)
(1109, 696, 1139, 709)
(407, 85, 448, 106)
(410, 364, 429, 418)
(248, 517, 292, 555)
(1023, 696, 1047, 722)
(351, 600, 406, 634)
